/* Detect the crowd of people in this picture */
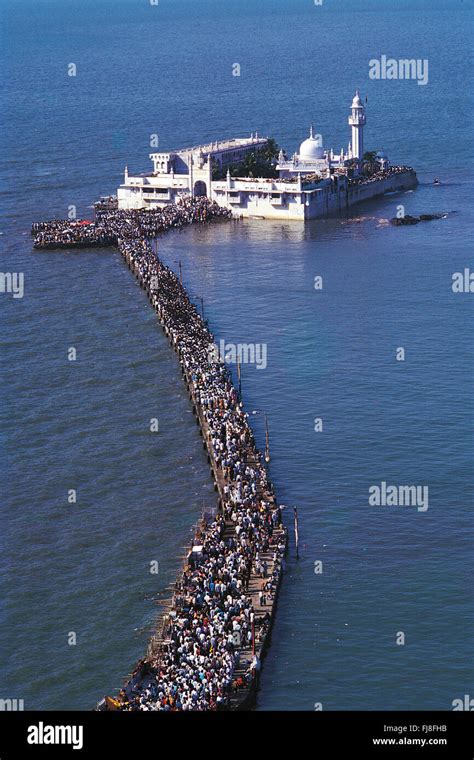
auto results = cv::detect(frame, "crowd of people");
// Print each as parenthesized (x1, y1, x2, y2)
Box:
(101, 234, 287, 712)
(33, 195, 286, 711)
(32, 220, 116, 248)
(97, 196, 232, 239)
(349, 164, 415, 187)
(32, 196, 232, 249)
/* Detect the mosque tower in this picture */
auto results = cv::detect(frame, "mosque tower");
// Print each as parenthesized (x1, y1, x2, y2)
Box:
(348, 89, 366, 160)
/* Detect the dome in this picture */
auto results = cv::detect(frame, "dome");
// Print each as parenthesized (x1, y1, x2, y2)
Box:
(352, 90, 362, 107)
(299, 126, 324, 161)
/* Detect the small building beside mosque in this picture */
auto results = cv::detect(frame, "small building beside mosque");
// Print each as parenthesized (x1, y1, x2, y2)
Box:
(117, 91, 417, 220)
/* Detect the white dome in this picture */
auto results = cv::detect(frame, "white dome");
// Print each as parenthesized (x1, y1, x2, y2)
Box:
(299, 127, 324, 161)
(352, 90, 362, 107)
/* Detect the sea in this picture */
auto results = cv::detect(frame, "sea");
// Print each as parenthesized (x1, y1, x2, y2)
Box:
(1, 0, 473, 711)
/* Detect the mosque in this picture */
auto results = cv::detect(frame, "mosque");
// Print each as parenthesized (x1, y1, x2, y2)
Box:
(276, 90, 369, 177)
(117, 91, 416, 220)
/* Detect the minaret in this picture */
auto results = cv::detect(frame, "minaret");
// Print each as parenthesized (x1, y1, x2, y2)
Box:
(348, 89, 366, 160)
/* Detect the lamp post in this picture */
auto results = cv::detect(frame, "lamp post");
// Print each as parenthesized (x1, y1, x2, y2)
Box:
(250, 612, 255, 656)
(194, 295, 204, 320)
(173, 259, 183, 285)
(251, 409, 270, 463)
(236, 355, 242, 405)
(293, 506, 300, 559)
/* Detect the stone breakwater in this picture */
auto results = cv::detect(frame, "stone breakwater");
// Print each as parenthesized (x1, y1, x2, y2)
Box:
(31, 198, 287, 711)
(99, 235, 287, 711)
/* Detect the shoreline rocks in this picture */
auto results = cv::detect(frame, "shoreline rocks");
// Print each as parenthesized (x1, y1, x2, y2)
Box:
(390, 212, 447, 226)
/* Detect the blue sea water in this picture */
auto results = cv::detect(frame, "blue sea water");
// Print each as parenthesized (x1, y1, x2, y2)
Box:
(1, 0, 473, 711)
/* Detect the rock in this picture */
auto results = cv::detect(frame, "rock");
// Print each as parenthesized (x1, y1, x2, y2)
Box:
(390, 215, 419, 226)
(390, 212, 447, 226)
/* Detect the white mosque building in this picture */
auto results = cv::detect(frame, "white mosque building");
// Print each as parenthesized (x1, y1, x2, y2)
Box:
(276, 90, 371, 177)
(117, 91, 416, 221)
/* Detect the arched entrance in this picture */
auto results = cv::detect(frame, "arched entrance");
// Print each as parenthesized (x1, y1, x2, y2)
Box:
(193, 180, 207, 197)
